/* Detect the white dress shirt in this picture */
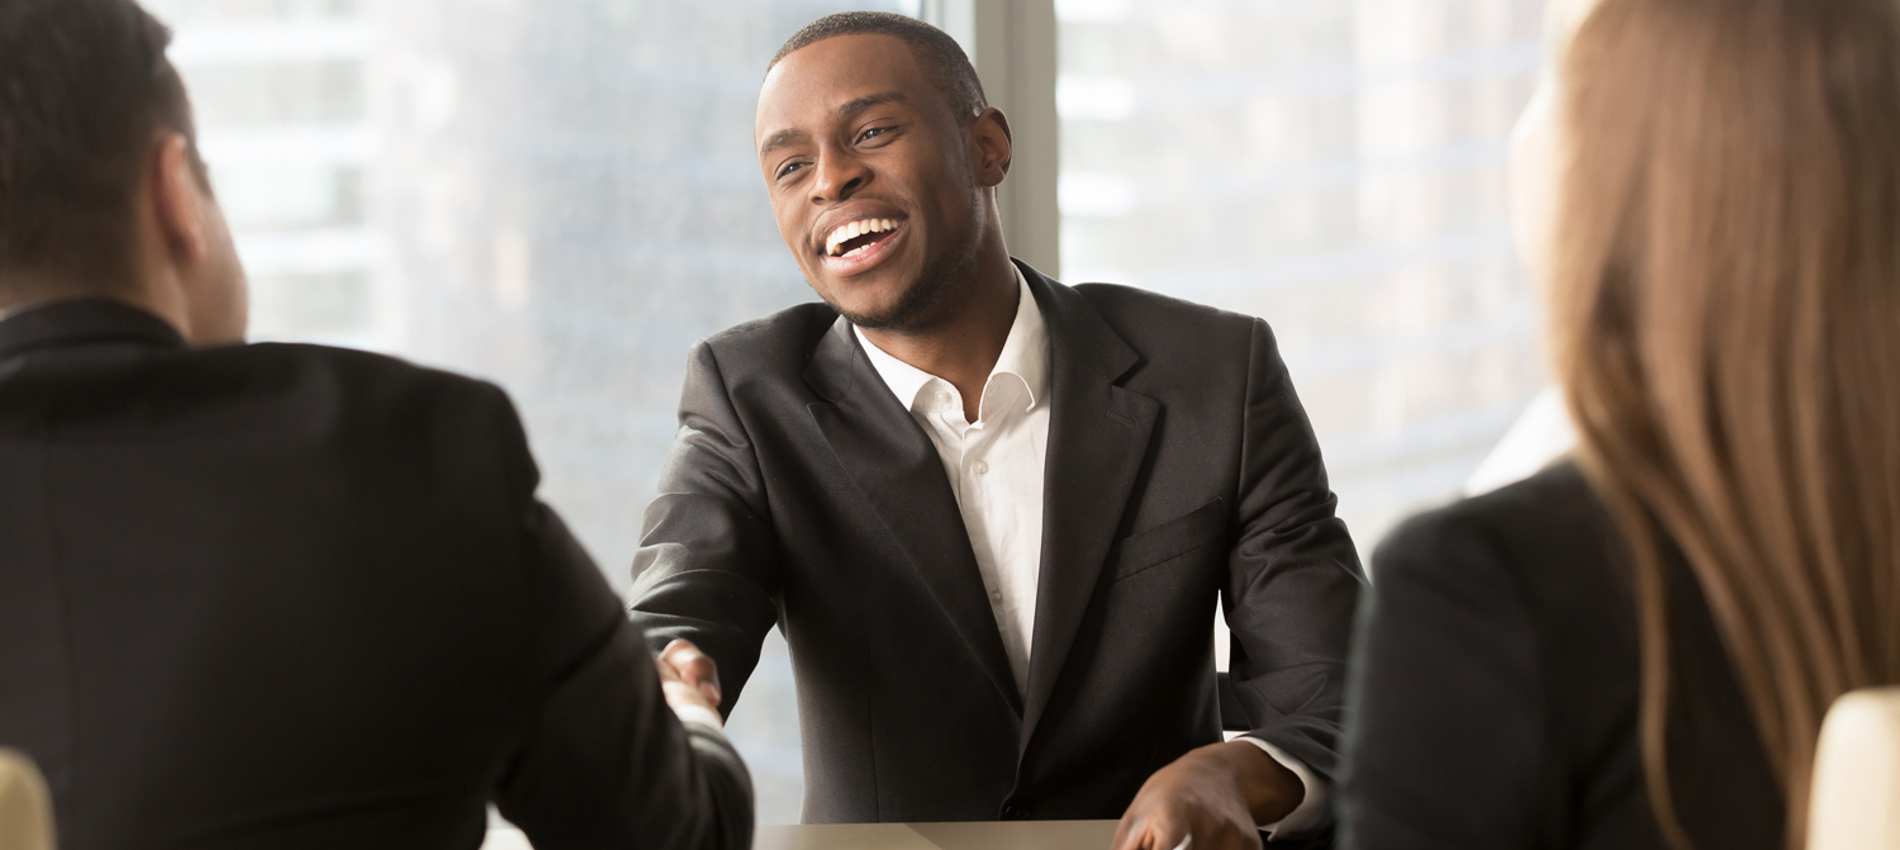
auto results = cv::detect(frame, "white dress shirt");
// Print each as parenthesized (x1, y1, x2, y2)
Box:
(853, 267, 1327, 836)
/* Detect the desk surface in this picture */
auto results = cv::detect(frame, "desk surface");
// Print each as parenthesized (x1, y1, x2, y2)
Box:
(753, 820, 1119, 850)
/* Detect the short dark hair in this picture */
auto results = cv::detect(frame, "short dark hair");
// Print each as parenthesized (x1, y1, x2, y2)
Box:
(0, 0, 200, 285)
(769, 12, 987, 122)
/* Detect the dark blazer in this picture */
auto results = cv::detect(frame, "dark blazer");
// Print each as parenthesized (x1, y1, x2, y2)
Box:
(0, 300, 751, 850)
(1340, 462, 1783, 850)
(630, 261, 1365, 824)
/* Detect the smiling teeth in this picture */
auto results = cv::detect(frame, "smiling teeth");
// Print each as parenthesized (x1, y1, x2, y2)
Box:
(826, 218, 898, 257)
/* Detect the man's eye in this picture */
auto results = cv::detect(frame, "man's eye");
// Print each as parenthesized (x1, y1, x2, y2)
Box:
(858, 126, 892, 143)
(777, 162, 806, 179)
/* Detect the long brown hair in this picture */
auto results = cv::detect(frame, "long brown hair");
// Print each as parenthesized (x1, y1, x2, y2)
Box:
(1550, 0, 1900, 846)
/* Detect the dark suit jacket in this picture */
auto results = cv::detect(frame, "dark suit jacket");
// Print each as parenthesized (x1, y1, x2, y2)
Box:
(1341, 462, 1783, 849)
(0, 300, 752, 850)
(629, 261, 1364, 823)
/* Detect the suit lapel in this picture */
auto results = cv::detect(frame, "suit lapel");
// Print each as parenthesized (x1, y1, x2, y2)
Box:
(803, 316, 1023, 715)
(1018, 265, 1160, 747)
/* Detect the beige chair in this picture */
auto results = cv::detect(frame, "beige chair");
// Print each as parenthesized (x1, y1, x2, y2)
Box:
(1808, 687, 1900, 850)
(0, 748, 54, 850)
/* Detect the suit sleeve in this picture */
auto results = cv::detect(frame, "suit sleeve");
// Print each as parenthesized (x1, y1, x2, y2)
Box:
(462, 383, 753, 850)
(1223, 318, 1367, 788)
(628, 340, 783, 716)
(1337, 512, 1549, 850)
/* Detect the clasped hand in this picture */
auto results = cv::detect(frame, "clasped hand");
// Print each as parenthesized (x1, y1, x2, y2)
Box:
(654, 639, 723, 722)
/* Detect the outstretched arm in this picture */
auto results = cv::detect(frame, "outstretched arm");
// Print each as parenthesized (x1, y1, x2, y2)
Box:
(494, 502, 753, 850)
(432, 377, 753, 850)
(629, 339, 783, 718)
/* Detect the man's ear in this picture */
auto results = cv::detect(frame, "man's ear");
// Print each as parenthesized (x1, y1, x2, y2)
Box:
(968, 107, 1012, 189)
(148, 134, 209, 266)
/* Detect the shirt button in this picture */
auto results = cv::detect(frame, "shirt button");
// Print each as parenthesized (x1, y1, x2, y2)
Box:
(990, 589, 1002, 603)
(972, 460, 989, 476)
(1001, 799, 1032, 820)
(935, 391, 951, 405)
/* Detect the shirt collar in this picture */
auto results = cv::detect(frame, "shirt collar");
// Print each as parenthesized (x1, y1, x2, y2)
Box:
(855, 264, 1049, 414)
(0, 298, 187, 361)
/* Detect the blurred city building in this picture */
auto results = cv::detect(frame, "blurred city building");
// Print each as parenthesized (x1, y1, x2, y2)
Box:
(147, 0, 1546, 827)
(1057, 0, 1550, 549)
(156, 0, 375, 346)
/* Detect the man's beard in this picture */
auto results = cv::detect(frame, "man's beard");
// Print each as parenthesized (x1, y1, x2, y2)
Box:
(835, 233, 980, 333)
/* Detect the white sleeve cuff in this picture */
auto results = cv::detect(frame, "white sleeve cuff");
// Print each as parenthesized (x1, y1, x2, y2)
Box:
(670, 703, 726, 732)
(1237, 736, 1330, 838)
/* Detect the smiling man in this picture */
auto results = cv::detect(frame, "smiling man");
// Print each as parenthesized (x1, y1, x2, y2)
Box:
(629, 12, 1364, 849)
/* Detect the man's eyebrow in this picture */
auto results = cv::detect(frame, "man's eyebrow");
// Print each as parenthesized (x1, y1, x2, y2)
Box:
(835, 91, 907, 119)
(758, 128, 809, 159)
(757, 92, 909, 159)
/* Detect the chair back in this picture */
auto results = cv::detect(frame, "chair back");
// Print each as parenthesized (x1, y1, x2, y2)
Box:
(1808, 686, 1900, 850)
(0, 748, 54, 850)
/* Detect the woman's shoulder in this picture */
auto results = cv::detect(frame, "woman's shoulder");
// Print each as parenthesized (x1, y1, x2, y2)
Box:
(1387, 459, 1599, 541)
(1347, 461, 1655, 849)
(1372, 461, 1630, 626)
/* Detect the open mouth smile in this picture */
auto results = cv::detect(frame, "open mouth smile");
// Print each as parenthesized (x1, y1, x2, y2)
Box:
(822, 217, 905, 269)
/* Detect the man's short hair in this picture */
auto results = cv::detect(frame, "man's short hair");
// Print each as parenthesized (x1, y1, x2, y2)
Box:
(0, 0, 200, 285)
(769, 12, 988, 123)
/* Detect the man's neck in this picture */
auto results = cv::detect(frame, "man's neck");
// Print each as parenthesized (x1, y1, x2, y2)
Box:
(0, 269, 183, 334)
(0, 271, 102, 321)
(859, 254, 1020, 422)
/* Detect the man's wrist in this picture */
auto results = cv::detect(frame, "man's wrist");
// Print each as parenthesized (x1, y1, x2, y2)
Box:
(1213, 740, 1302, 825)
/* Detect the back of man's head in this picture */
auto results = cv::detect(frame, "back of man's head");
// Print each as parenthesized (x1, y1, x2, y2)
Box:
(0, 0, 199, 296)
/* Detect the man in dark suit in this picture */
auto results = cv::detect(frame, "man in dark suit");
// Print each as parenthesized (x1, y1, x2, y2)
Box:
(0, 2, 751, 847)
(628, 12, 1364, 848)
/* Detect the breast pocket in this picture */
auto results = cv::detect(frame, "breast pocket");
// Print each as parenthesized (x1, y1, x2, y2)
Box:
(1109, 497, 1227, 583)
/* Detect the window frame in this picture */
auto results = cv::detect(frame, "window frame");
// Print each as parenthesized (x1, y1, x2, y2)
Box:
(920, 0, 1061, 277)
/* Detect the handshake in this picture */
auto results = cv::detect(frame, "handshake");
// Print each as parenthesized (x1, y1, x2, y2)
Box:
(654, 639, 726, 729)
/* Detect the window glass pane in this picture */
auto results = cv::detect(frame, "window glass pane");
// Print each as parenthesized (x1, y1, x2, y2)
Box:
(147, 0, 920, 825)
(1059, 0, 1550, 560)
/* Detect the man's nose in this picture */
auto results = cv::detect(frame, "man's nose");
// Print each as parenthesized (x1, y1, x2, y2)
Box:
(810, 151, 870, 204)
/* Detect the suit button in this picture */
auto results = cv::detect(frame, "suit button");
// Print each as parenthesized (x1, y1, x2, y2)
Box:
(1001, 800, 1031, 820)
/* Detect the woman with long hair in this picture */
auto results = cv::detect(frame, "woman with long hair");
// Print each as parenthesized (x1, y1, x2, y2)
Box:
(1338, 0, 1900, 847)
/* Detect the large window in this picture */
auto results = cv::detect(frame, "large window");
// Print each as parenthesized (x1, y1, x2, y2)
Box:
(150, 0, 1548, 826)
(1058, 0, 1550, 549)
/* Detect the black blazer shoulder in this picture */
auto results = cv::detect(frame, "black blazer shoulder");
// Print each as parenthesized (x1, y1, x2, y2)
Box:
(1070, 280, 1255, 340)
(0, 313, 522, 470)
(697, 301, 839, 362)
(688, 301, 838, 395)
(1343, 462, 1783, 850)
(1373, 462, 1626, 634)
(0, 301, 752, 850)
(1068, 281, 1267, 383)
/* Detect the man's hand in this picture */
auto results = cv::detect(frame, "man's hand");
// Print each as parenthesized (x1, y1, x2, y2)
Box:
(654, 639, 723, 724)
(1111, 741, 1303, 850)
